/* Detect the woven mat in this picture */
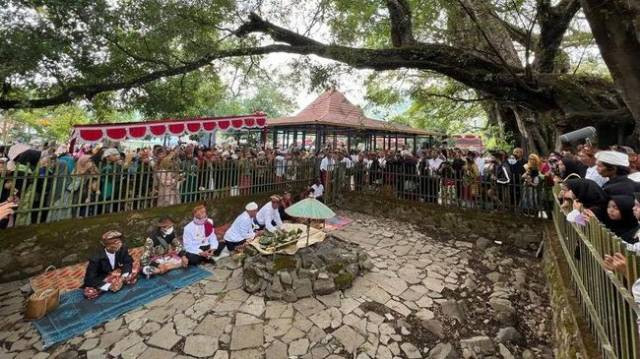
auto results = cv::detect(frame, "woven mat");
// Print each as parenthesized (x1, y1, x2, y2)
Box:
(249, 223, 326, 255)
(30, 223, 232, 294)
(30, 247, 145, 294)
(34, 266, 212, 348)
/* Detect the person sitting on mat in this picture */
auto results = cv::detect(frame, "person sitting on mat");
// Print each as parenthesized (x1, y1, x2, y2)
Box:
(216, 202, 262, 256)
(83, 230, 139, 300)
(255, 195, 284, 233)
(183, 204, 218, 265)
(141, 216, 189, 277)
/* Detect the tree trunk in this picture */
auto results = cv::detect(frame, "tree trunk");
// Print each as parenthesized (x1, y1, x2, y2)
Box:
(581, 0, 640, 144)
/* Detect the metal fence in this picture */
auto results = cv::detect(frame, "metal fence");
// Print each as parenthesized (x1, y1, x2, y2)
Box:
(1, 159, 552, 228)
(331, 165, 551, 215)
(0, 159, 321, 227)
(552, 189, 640, 358)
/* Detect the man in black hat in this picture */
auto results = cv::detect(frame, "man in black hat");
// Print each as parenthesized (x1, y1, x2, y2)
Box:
(83, 230, 138, 299)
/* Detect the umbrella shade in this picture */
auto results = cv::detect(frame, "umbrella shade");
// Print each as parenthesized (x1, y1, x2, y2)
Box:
(285, 198, 336, 220)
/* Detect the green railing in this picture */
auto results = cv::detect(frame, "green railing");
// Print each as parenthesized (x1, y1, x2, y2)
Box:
(552, 190, 640, 358)
(334, 165, 551, 215)
(0, 158, 321, 227)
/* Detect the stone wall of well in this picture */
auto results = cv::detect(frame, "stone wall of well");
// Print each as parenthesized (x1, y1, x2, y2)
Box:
(0, 191, 288, 283)
(543, 225, 600, 359)
(336, 192, 545, 249)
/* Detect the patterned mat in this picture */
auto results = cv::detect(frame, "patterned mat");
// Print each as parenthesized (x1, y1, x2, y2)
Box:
(33, 265, 212, 348)
(324, 215, 354, 231)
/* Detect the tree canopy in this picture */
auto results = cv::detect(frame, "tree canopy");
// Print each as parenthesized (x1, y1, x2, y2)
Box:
(1, 0, 639, 152)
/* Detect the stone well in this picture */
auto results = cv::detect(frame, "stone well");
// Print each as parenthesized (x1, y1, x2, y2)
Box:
(241, 236, 372, 301)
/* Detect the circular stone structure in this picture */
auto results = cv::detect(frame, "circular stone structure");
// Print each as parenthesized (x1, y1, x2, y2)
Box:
(242, 236, 373, 301)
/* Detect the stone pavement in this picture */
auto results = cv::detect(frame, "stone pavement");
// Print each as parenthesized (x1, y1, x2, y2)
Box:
(0, 211, 552, 358)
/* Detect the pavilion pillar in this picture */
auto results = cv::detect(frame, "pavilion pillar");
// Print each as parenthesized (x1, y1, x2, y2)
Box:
(373, 134, 377, 151)
(302, 131, 307, 150)
(261, 128, 268, 149)
(293, 131, 298, 148)
(347, 133, 351, 152)
(395, 134, 398, 151)
(272, 130, 277, 149)
(315, 127, 322, 153)
(413, 136, 417, 153)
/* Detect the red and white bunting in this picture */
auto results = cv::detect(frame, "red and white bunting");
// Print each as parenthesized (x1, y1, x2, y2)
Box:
(72, 114, 267, 143)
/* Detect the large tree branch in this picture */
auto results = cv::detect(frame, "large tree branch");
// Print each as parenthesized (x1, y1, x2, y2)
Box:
(0, 45, 295, 109)
(1, 10, 629, 129)
(384, 0, 417, 47)
(496, 17, 536, 46)
(534, 0, 581, 72)
(235, 13, 543, 100)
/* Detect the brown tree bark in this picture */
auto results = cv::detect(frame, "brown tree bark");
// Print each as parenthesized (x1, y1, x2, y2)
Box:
(581, 0, 640, 143)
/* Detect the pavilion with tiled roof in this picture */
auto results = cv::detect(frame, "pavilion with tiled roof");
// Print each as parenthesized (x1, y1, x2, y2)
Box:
(267, 89, 442, 152)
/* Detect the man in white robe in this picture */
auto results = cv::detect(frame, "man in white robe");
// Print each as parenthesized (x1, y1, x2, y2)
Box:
(256, 195, 284, 233)
(218, 202, 261, 254)
(183, 204, 218, 265)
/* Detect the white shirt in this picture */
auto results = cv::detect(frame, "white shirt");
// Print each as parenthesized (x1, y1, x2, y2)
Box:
(275, 155, 286, 177)
(256, 203, 283, 233)
(224, 212, 256, 243)
(105, 250, 116, 270)
(475, 157, 485, 176)
(586, 165, 608, 187)
(341, 157, 353, 169)
(428, 158, 443, 172)
(320, 157, 335, 172)
(311, 184, 324, 198)
(100, 250, 128, 291)
(183, 219, 219, 255)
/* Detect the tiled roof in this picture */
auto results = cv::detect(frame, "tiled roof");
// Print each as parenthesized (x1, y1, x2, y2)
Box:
(268, 89, 439, 136)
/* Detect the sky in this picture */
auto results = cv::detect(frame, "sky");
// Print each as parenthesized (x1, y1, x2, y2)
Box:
(223, 0, 399, 120)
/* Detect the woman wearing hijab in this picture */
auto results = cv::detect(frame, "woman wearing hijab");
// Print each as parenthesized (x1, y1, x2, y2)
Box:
(605, 195, 640, 244)
(520, 154, 542, 215)
(561, 178, 609, 222)
(46, 154, 97, 221)
(154, 152, 182, 207)
(71, 155, 101, 218)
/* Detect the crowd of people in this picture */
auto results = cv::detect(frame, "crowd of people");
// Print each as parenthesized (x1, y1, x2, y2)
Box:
(2, 139, 640, 229)
(0, 142, 321, 228)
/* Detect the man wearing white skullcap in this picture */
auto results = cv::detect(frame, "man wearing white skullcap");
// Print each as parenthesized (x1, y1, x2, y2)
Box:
(596, 150, 639, 196)
(217, 202, 261, 255)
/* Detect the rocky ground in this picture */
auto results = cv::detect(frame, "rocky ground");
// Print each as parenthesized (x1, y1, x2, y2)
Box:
(0, 210, 552, 359)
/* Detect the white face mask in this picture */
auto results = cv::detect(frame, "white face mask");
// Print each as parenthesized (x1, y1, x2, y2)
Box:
(507, 157, 517, 165)
(161, 226, 174, 235)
